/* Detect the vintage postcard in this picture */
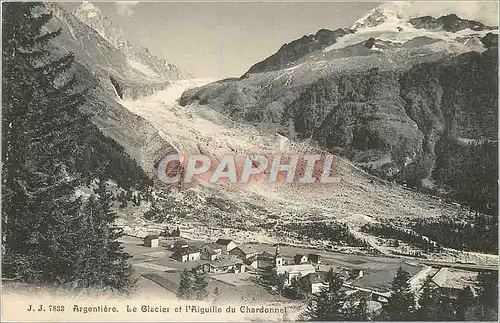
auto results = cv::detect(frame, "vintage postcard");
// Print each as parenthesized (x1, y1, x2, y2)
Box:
(1, 0, 498, 322)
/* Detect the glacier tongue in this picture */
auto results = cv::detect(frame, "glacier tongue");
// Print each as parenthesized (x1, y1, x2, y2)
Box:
(121, 78, 216, 105)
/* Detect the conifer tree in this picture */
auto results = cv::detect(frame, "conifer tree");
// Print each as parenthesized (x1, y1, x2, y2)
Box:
(343, 294, 369, 321)
(94, 181, 136, 291)
(192, 269, 209, 300)
(416, 275, 456, 321)
(466, 271, 498, 320)
(380, 267, 416, 321)
(2, 2, 90, 284)
(177, 269, 194, 299)
(477, 271, 498, 307)
(304, 269, 348, 321)
(289, 276, 308, 300)
(456, 286, 474, 321)
(271, 272, 287, 296)
(213, 286, 220, 300)
(416, 275, 440, 320)
(2, 3, 135, 293)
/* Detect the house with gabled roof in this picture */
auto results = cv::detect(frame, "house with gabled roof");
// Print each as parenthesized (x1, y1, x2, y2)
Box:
(172, 246, 201, 262)
(144, 234, 159, 248)
(215, 238, 237, 254)
(430, 267, 479, 299)
(246, 251, 275, 270)
(229, 244, 263, 260)
(294, 254, 308, 264)
(308, 253, 322, 264)
(200, 243, 222, 261)
(273, 263, 316, 286)
(300, 272, 328, 294)
(202, 256, 245, 274)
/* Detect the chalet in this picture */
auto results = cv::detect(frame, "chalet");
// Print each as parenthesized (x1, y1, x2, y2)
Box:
(294, 254, 308, 264)
(144, 234, 159, 248)
(229, 245, 263, 260)
(273, 263, 316, 285)
(308, 254, 322, 264)
(172, 246, 201, 262)
(300, 272, 327, 294)
(430, 267, 479, 299)
(343, 283, 390, 304)
(346, 269, 364, 280)
(200, 243, 222, 261)
(215, 238, 237, 254)
(171, 240, 190, 251)
(246, 251, 275, 269)
(203, 257, 245, 274)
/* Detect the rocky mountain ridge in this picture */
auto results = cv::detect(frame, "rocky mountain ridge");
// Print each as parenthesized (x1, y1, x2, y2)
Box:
(244, 28, 353, 76)
(409, 14, 496, 33)
(73, 2, 191, 80)
(244, 7, 497, 77)
(44, 3, 178, 172)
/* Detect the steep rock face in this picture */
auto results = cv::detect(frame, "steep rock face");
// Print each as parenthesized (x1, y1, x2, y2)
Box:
(73, 2, 191, 80)
(44, 4, 177, 173)
(244, 28, 353, 76)
(47, 4, 171, 100)
(181, 42, 498, 212)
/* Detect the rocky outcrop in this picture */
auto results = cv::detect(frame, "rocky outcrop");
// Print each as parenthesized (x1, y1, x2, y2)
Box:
(481, 32, 499, 48)
(409, 14, 496, 33)
(243, 28, 353, 76)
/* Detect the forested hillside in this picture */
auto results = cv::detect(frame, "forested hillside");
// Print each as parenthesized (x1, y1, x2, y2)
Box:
(1, 2, 149, 291)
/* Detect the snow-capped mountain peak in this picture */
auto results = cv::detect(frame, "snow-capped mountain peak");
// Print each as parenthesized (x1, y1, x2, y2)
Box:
(324, 2, 497, 54)
(74, 1, 102, 19)
(351, 4, 406, 31)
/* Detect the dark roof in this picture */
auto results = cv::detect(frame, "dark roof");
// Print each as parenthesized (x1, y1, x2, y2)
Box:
(246, 251, 274, 264)
(215, 238, 233, 245)
(294, 254, 306, 258)
(174, 246, 200, 256)
(258, 251, 275, 259)
(308, 253, 321, 258)
(202, 243, 222, 250)
(144, 234, 159, 240)
(232, 245, 261, 255)
(302, 272, 326, 284)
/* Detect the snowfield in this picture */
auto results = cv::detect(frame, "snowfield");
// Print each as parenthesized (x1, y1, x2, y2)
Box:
(324, 3, 497, 54)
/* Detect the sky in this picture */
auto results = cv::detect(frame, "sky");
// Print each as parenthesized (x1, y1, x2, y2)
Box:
(66, 1, 379, 78)
(65, 1, 499, 78)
